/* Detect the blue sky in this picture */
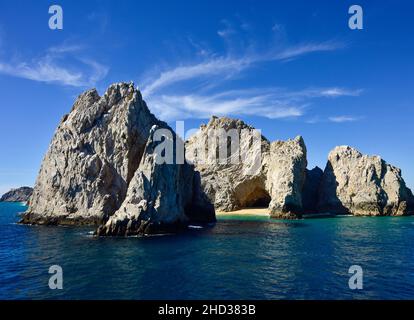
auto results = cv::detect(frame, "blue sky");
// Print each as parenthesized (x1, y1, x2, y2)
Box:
(1, 0, 414, 195)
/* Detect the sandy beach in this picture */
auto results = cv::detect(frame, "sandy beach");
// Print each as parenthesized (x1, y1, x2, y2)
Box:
(216, 208, 270, 216)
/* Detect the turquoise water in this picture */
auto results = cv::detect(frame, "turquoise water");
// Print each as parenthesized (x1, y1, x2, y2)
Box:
(1, 202, 414, 300)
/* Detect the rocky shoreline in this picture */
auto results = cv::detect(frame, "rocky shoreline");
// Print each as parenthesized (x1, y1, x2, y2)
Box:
(19, 82, 414, 236)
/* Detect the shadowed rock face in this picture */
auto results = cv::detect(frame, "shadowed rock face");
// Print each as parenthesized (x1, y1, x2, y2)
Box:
(302, 167, 324, 213)
(96, 125, 215, 236)
(0, 187, 33, 203)
(186, 116, 307, 218)
(317, 146, 414, 216)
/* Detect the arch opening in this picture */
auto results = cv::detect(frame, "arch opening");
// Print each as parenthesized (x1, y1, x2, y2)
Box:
(238, 187, 271, 209)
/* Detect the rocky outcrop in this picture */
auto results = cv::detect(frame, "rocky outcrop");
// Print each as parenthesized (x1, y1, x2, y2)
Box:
(20, 80, 414, 230)
(185, 117, 307, 218)
(186, 116, 269, 212)
(96, 125, 215, 236)
(266, 137, 307, 219)
(22, 82, 163, 225)
(21, 82, 215, 233)
(0, 187, 33, 203)
(317, 146, 414, 216)
(185, 118, 414, 218)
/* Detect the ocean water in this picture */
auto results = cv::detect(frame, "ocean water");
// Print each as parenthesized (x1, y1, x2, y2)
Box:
(1, 202, 414, 300)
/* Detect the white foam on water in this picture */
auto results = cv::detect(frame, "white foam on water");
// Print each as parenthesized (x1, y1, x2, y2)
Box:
(188, 225, 204, 229)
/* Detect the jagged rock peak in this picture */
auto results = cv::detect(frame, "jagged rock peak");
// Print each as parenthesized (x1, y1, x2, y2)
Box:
(22, 82, 161, 225)
(203, 115, 261, 131)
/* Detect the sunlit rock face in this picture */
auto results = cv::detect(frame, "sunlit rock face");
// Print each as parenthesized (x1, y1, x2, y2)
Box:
(21, 81, 414, 232)
(186, 116, 307, 218)
(317, 146, 414, 216)
(266, 136, 307, 219)
(185, 116, 269, 212)
(23, 82, 160, 225)
(22, 82, 216, 233)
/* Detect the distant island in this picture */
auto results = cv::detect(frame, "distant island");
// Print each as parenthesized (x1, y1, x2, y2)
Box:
(0, 187, 33, 203)
(19, 82, 414, 236)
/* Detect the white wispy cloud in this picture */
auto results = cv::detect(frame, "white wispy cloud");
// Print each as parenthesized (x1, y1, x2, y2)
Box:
(329, 115, 362, 123)
(0, 43, 108, 87)
(319, 87, 363, 97)
(149, 94, 304, 120)
(0, 60, 82, 86)
(147, 87, 359, 121)
(142, 42, 344, 97)
(138, 20, 361, 122)
(141, 57, 249, 97)
(142, 41, 343, 98)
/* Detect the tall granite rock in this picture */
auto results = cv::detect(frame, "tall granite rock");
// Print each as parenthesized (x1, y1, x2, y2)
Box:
(186, 116, 270, 212)
(185, 116, 307, 218)
(266, 136, 307, 218)
(22, 82, 161, 225)
(21, 82, 215, 233)
(0, 187, 33, 203)
(96, 125, 215, 236)
(318, 146, 414, 216)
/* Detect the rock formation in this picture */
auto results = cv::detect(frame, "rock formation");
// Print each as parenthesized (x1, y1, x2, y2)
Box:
(20, 81, 414, 232)
(96, 124, 215, 236)
(186, 116, 269, 212)
(22, 82, 215, 231)
(185, 116, 307, 218)
(317, 146, 414, 216)
(0, 187, 33, 203)
(266, 136, 307, 218)
(22, 82, 160, 225)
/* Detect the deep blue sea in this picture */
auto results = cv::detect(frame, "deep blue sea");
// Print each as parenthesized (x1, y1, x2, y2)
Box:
(1, 202, 414, 300)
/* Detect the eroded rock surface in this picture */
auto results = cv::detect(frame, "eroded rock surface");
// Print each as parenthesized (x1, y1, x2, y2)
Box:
(186, 117, 307, 218)
(96, 125, 215, 236)
(20, 81, 414, 230)
(318, 146, 414, 216)
(266, 136, 307, 219)
(22, 82, 161, 225)
(0, 187, 33, 203)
